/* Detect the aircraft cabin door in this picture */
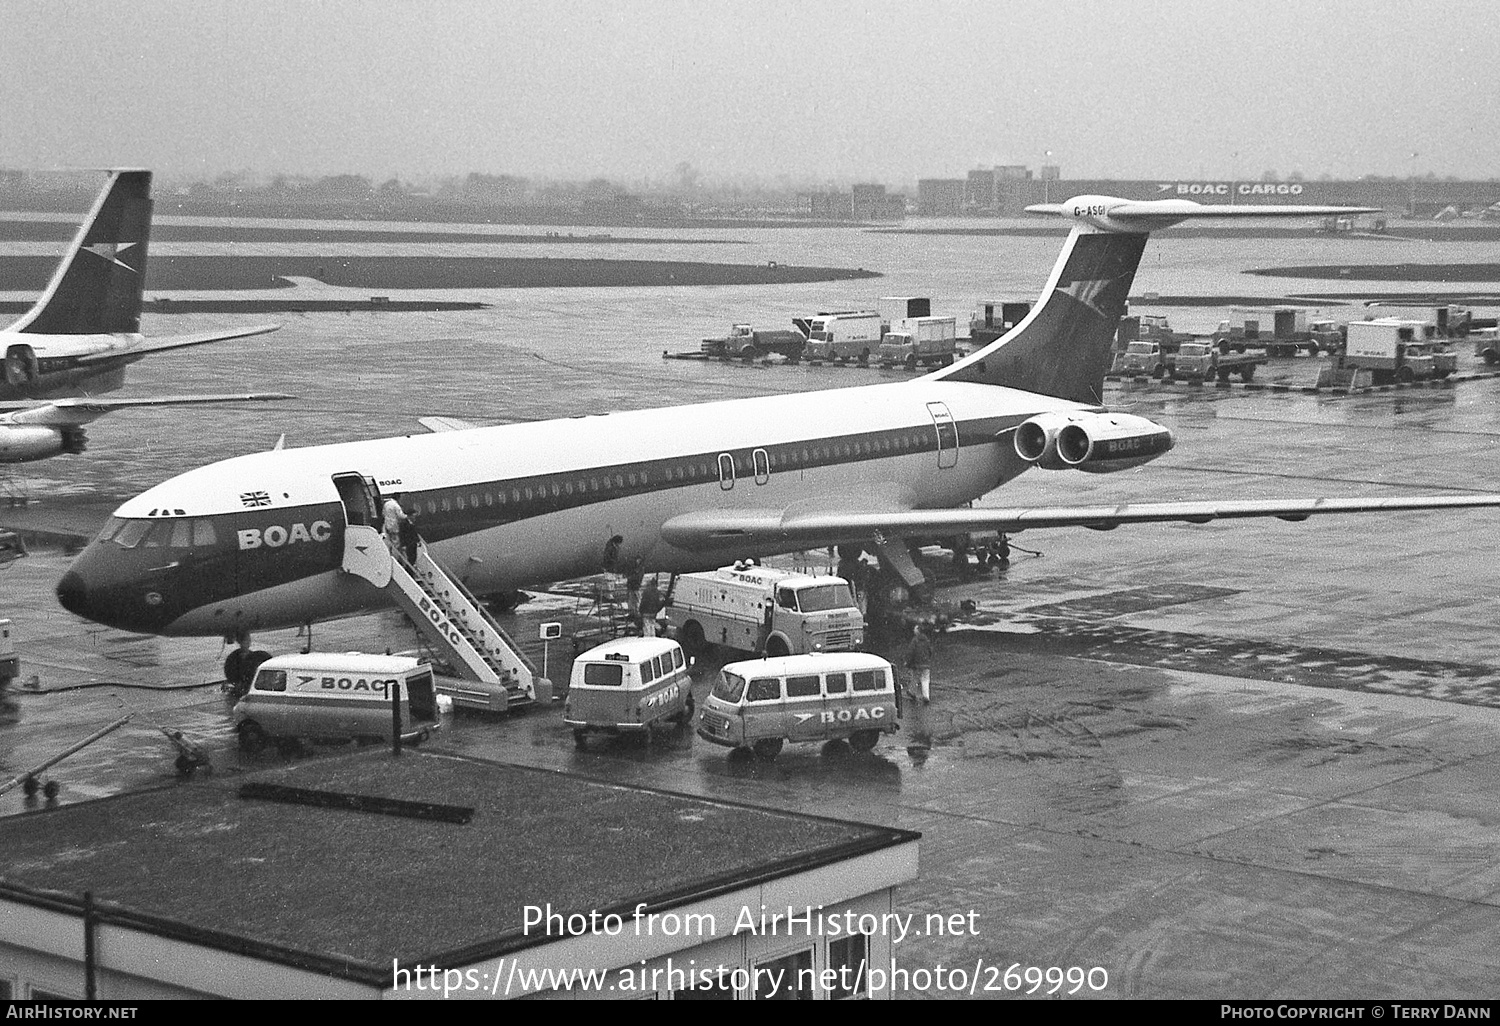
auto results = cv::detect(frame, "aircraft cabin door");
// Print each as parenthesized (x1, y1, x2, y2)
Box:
(332, 472, 391, 587)
(4, 345, 38, 386)
(926, 402, 959, 469)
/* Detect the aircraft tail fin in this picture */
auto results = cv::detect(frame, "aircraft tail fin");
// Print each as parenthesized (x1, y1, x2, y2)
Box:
(931, 196, 1381, 405)
(6, 170, 154, 336)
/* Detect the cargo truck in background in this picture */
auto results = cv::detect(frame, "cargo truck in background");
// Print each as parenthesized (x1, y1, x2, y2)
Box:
(797, 311, 885, 364)
(664, 564, 864, 658)
(970, 300, 1032, 346)
(700, 323, 807, 362)
(877, 296, 956, 367)
(1342, 318, 1456, 383)
(1120, 340, 1262, 382)
(1215, 307, 1323, 356)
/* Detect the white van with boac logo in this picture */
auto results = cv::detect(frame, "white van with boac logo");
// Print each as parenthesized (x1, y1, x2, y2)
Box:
(696, 652, 899, 761)
(233, 652, 440, 752)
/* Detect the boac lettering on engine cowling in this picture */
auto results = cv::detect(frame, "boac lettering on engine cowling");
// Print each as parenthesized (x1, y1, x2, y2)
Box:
(238, 520, 333, 550)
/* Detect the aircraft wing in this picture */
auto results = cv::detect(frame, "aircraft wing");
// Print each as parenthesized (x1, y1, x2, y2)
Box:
(74, 323, 281, 364)
(0, 393, 293, 426)
(659, 494, 1500, 550)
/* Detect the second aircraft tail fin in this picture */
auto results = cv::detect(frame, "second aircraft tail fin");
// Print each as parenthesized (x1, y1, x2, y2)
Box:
(6, 170, 154, 336)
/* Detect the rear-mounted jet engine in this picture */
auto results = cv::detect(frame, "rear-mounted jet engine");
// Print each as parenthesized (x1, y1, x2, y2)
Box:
(1013, 411, 1173, 473)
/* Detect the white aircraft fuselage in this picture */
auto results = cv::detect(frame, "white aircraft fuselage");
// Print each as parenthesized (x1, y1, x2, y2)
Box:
(57, 195, 1500, 640)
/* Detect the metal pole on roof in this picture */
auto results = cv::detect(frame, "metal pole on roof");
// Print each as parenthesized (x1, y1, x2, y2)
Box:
(391, 682, 403, 757)
(83, 890, 97, 1000)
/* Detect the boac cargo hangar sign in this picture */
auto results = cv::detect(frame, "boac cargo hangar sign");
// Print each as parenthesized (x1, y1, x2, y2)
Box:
(1158, 181, 1306, 197)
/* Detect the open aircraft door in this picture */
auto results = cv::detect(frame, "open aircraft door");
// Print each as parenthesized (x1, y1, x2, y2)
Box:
(4, 345, 37, 387)
(332, 472, 391, 587)
(927, 402, 958, 469)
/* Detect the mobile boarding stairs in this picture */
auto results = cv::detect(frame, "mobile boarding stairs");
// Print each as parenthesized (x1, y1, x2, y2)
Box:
(339, 524, 551, 711)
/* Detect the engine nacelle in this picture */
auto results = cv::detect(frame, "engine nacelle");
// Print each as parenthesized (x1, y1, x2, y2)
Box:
(1015, 411, 1172, 473)
(0, 425, 85, 464)
(1013, 411, 1085, 470)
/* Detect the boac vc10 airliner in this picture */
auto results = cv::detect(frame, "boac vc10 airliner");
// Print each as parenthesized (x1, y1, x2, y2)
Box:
(54, 196, 1500, 656)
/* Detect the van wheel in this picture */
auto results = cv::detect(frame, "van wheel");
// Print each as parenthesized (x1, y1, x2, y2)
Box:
(573, 729, 588, 749)
(859, 349, 870, 364)
(173, 754, 198, 778)
(849, 730, 881, 753)
(1398, 365, 1415, 383)
(236, 720, 268, 753)
(675, 696, 696, 726)
(752, 738, 783, 761)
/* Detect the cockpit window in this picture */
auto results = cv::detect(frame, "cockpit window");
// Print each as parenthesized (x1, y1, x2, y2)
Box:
(108, 517, 220, 550)
(113, 520, 153, 548)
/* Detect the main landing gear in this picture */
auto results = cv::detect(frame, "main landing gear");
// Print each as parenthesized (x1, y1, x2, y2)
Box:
(223, 632, 271, 700)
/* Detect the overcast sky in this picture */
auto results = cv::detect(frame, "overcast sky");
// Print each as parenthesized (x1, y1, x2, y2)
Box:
(3, 0, 1496, 186)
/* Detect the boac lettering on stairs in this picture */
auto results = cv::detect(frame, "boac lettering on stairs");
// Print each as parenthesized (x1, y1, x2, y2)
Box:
(418, 595, 468, 650)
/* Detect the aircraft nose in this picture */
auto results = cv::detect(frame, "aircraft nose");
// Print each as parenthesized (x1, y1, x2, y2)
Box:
(54, 548, 178, 634)
(55, 570, 89, 617)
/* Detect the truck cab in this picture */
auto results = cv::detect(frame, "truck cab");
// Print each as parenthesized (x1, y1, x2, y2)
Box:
(1120, 341, 1165, 377)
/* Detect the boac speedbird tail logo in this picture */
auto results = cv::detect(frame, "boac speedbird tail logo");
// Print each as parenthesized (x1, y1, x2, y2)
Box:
(82, 241, 141, 272)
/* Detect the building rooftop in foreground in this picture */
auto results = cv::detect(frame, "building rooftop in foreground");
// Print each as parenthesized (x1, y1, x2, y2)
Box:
(0, 749, 919, 998)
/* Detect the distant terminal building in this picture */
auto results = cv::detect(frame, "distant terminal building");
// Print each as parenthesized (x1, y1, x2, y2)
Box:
(806, 185, 906, 222)
(917, 178, 965, 216)
(917, 166, 1500, 217)
(0, 751, 918, 999)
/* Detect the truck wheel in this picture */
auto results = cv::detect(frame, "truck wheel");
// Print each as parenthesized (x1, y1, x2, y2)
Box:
(679, 621, 707, 657)
(1307, 342, 1320, 356)
(573, 729, 588, 749)
(753, 738, 783, 761)
(1484, 350, 1499, 365)
(905, 354, 917, 369)
(1240, 364, 1256, 382)
(1151, 364, 1165, 379)
(764, 636, 790, 658)
(941, 354, 954, 366)
(1217, 340, 1231, 355)
(848, 729, 880, 753)
(859, 348, 870, 364)
(1217, 368, 1231, 383)
(236, 720, 268, 753)
(1398, 366, 1415, 383)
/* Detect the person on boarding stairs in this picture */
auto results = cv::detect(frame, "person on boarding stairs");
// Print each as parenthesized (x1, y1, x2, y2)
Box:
(399, 507, 420, 565)
(382, 495, 409, 554)
(638, 577, 664, 637)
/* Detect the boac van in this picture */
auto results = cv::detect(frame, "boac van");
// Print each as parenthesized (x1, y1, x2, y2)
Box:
(563, 637, 695, 747)
(696, 652, 899, 760)
(233, 653, 440, 751)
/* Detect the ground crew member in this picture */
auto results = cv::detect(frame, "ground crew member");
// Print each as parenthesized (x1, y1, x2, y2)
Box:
(903, 622, 933, 704)
(639, 577, 664, 637)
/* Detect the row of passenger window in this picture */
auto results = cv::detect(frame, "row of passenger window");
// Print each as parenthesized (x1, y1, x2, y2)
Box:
(97, 516, 218, 549)
(715, 669, 890, 703)
(416, 429, 935, 517)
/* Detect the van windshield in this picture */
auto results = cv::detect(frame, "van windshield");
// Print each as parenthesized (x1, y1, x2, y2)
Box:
(582, 663, 624, 686)
(794, 583, 855, 612)
(712, 671, 746, 703)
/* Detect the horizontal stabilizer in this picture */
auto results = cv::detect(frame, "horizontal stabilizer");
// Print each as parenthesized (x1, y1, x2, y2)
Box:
(1026, 196, 1383, 234)
(660, 494, 1500, 550)
(75, 323, 280, 364)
